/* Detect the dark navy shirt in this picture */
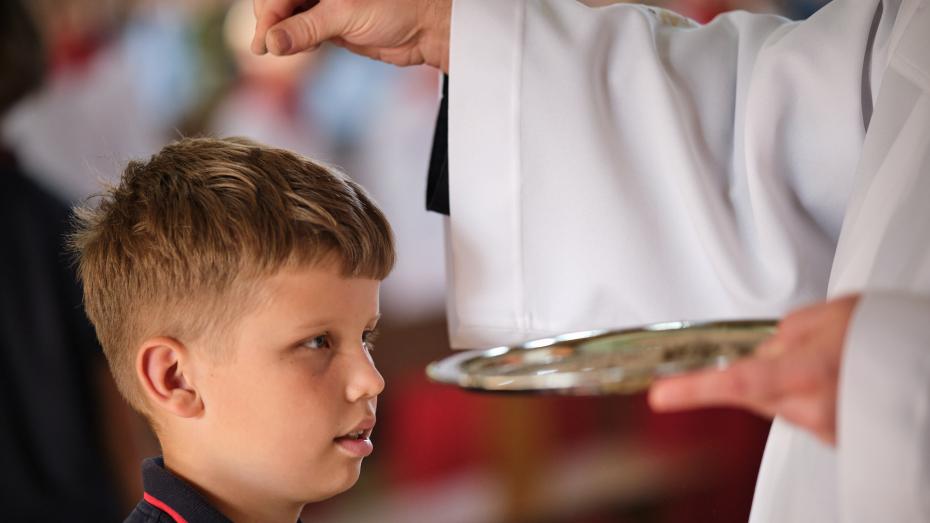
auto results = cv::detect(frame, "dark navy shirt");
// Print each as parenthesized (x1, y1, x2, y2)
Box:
(124, 458, 232, 523)
(125, 458, 306, 523)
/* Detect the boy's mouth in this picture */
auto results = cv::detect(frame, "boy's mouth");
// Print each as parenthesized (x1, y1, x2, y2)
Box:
(334, 418, 376, 458)
(335, 417, 375, 440)
(337, 429, 371, 441)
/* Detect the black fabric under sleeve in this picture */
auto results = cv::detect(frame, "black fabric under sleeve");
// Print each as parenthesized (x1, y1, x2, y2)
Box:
(426, 75, 450, 215)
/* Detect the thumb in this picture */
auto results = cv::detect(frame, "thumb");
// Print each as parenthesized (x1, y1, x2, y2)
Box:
(266, 3, 349, 55)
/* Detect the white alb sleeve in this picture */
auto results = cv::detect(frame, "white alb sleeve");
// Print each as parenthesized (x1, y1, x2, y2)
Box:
(838, 292, 930, 522)
(447, 0, 879, 348)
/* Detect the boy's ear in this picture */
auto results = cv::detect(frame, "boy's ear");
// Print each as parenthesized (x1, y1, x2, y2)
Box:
(136, 337, 203, 419)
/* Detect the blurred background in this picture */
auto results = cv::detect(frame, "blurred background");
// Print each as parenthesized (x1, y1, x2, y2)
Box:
(0, 0, 829, 521)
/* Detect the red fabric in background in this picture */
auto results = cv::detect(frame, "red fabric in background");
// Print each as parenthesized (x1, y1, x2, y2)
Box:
(381, 372, 769, 522)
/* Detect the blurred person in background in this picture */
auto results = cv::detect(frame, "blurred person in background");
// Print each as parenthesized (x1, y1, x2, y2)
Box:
(2, 0, 205, 200)
(251, 0, 930, 522)
(0, 0, 151, 519)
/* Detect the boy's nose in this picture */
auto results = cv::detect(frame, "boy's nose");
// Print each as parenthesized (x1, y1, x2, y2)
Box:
(345, 348, 385, 402)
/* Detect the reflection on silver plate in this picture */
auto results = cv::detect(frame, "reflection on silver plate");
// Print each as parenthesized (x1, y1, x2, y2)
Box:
(426, 320, 777, 396)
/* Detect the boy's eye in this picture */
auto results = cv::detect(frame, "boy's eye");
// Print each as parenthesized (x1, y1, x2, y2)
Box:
(302, 334, 331, 350)
(362, 329, 379, 352)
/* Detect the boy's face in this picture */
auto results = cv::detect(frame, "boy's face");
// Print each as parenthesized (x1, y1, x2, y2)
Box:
(190, 260, 384, 504)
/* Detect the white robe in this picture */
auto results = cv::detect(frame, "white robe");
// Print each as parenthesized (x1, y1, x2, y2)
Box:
(444, 0, 930, 520)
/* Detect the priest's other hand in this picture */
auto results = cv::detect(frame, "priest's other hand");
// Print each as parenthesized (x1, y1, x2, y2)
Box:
(250, 0, 451, 72)
(648, 295, 861, 446)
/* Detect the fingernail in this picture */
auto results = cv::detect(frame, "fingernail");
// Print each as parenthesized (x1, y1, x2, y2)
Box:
(268, 29, 292, 55)
(648, 386, 669, 410)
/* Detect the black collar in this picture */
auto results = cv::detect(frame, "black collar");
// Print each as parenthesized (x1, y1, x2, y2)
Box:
(141, 457, 233, 523)
(140, 458, 306, 523)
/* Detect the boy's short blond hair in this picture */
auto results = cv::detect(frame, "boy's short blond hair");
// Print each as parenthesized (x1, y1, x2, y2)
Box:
(71, 137, 395, 412)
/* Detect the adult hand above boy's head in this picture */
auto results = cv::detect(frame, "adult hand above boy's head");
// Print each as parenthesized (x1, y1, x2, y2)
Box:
(648, 295, 861, 446)
(251, 0, 451, 72)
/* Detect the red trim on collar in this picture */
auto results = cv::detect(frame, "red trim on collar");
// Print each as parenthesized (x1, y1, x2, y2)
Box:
(143, 492, 190, 523)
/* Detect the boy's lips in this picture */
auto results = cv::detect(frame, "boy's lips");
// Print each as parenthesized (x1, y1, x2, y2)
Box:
(334, 417, 376, 458)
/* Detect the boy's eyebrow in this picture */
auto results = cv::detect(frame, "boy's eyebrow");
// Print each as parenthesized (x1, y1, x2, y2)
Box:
(294, 314, 382, 331)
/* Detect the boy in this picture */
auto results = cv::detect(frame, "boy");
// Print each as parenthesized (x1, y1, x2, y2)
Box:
(71, 137, 395, 523)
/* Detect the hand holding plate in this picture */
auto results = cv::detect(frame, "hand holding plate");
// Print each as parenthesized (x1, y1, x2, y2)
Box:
(649, 295, 861, 446)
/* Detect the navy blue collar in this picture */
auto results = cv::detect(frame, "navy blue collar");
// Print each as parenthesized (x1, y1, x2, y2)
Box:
(137, 457, 306, 523)
(141, 457, 232, 523)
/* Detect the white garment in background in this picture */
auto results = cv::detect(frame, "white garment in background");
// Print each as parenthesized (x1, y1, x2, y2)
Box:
(445, 0, 930, 520)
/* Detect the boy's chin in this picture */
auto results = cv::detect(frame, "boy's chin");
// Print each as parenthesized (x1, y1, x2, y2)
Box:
(303, 464, 362, 502)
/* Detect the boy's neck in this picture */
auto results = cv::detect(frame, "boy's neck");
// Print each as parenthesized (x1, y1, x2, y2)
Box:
(162, 445, 305, 523)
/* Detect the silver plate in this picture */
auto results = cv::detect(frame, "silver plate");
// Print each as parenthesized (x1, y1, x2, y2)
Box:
(426, 320, 777, 396)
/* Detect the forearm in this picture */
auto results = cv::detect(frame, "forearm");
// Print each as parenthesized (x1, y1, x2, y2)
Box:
(422, 0, 451, 72)
(444, 0, 875, 347)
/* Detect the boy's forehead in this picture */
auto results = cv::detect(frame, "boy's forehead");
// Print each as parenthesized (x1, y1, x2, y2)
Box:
(252, 264, 381, 314)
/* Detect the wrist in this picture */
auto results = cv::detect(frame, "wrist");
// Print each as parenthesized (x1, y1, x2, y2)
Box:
(420, 0, 451, 73)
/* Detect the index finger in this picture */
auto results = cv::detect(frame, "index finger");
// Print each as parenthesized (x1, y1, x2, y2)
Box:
(648, 344, 791, 415)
